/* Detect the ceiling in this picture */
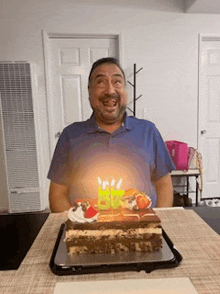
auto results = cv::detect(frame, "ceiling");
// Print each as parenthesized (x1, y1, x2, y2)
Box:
(50, 0, 220, 14)
(185, 0, 220, 14)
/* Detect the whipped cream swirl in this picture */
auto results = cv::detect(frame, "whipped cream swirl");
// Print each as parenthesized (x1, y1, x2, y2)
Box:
(68, 206, 98, 223)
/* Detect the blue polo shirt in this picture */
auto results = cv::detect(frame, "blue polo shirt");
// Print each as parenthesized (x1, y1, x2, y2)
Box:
(47, 113, 175, 207)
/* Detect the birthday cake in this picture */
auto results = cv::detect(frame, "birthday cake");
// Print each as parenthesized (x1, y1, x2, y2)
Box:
(65, 189, 162, 255)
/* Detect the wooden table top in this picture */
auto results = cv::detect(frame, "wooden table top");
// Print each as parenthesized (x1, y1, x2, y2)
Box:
(0, 208, 220, 294)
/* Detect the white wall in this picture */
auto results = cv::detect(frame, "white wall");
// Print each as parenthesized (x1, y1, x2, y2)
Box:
(1, 0, 220, 209)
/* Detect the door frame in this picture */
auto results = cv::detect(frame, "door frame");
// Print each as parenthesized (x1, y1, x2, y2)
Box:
(198, 33, 220, 150)
(42, 30, 123, 158)
(198, 33, 220, 199)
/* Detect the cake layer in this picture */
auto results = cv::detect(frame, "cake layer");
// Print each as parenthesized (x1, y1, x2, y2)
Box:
(97, 208, 160, 223)
(67, 238, 162, 254)
(66, 226, 162, 254)
(65, 206, 162, 255)
(66, 218, 160, 231)
(65, 222, 162, 254)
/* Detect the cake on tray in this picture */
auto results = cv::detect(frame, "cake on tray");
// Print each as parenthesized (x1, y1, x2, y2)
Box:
(64, 189, 162, 255)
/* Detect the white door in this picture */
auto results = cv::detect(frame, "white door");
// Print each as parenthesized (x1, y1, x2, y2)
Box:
(45, 35, 119, 155)
(199, 35, 220, 199)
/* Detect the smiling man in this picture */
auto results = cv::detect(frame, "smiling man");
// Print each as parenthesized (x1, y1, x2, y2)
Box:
(48, 57, 175, 212)
(88, 60, 127, 132)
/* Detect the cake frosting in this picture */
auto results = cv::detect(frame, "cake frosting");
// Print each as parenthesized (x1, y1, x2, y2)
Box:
(68, 205, 98, 223)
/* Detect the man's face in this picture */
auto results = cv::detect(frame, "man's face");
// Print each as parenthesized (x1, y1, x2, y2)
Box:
(88, 63, 128, 125)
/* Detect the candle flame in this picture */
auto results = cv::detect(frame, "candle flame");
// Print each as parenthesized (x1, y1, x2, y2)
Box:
(97, 177, 124, 209)
(116, 178, 122, 189)
(97, 177, 102, 185)
(111, 178, 115, 186)
(98, 177, 123, 190)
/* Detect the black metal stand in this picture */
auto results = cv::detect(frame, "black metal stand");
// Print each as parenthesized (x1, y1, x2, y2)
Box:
(127, 64, 143, 116)
(171, 170, 200, 207)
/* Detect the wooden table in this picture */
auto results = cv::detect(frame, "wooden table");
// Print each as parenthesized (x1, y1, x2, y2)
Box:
(0, 208, 220, 294)
(0, 212, 49, 270)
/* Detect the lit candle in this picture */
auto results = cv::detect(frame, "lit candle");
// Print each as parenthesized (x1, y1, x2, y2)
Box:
(111, 186, 124, 209)
(98, 178, 111, 210)
(97, 178, 124, 210)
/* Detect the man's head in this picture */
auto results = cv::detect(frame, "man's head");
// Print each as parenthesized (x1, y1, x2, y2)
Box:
(88, 57, 128, 126)
(88, 57, 126, 86)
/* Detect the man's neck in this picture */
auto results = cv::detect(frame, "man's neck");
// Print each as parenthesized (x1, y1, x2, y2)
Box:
(97, 120, 123, 134)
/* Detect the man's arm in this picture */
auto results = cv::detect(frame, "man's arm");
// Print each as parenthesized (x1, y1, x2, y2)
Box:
(154, 173, 173, 207)
(49, 181, 71, 212)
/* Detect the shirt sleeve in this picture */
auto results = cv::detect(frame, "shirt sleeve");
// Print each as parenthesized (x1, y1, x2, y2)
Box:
(152, 125, 176, 180)
(47, 128, 71, 185)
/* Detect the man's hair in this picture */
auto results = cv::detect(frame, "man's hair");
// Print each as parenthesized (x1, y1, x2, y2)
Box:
(88, 57, 125, 86)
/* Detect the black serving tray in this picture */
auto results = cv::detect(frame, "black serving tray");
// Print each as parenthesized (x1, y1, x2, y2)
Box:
(49, 223, 182, 276)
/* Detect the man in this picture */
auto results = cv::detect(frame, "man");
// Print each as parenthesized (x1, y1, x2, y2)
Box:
(48, 57, 175, 212)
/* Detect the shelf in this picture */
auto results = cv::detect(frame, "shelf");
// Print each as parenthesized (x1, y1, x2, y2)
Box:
(171, 169, 200, 206)
(171, 169, 200, 176)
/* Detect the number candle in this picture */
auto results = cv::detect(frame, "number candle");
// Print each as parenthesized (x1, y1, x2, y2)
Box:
(97, 178, 124, 210)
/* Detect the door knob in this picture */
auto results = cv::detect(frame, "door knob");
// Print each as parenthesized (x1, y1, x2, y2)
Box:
(201, 130, 207, 135)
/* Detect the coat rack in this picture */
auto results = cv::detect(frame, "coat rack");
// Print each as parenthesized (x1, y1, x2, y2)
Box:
(127, 63, 143, 116)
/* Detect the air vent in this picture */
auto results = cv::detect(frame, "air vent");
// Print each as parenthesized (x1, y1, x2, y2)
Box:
(0, 62, 41, 212)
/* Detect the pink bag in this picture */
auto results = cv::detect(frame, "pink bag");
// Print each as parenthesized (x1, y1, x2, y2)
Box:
(165, 141, 189, 170)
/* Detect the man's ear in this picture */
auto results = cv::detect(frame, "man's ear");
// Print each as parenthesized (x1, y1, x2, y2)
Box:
(88, 96, 92, 108)
(88, 85, 91, 97)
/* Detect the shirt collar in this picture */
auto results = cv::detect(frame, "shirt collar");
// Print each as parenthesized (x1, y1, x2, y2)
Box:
(86, 112, 134, 134)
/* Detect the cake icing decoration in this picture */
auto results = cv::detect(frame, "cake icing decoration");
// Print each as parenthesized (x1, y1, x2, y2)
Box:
(67, 189, 152, 224)
(121, 192, 152, 210)
(68, 203, 98, 223)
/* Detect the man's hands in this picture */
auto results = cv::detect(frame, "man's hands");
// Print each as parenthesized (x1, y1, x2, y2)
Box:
(49, 181, 71, 212)
(154, 173, 173, 207)
(49, 173, 174, 212)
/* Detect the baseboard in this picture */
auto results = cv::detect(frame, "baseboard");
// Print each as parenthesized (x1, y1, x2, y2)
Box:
(0, 207, 9, 213)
